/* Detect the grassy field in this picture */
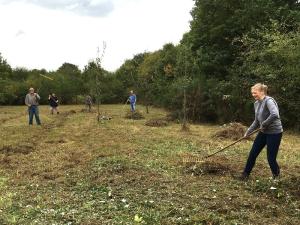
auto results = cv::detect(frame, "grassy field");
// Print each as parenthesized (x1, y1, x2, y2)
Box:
(0, 105, 299, 225)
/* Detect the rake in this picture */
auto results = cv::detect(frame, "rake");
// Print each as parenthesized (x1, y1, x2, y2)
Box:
(39, 74, 54, 81)
(120, 99, 129, 117)
(182, 128, 261, 163)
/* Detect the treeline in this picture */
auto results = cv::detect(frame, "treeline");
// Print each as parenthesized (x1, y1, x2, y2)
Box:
(0, 59, 123, 105)
(1, 0, 300, 130)
(115, 0, 300, 129)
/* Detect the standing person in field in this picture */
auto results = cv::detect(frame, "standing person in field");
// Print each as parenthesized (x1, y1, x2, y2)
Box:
(48, 93, 59, 114)
(25, 87, 41, 125)
(241, 83, 283, 180)
(85, 95, 93, 112)
(128, 90, 137, 112)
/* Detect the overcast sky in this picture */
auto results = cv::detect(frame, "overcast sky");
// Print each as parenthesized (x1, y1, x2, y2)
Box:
(0, 0, 194, 72)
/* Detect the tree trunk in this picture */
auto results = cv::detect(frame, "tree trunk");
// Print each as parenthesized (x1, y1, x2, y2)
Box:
(182, 89, 189, 131)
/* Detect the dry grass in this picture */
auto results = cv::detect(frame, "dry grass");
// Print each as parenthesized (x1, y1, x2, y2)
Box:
(0, 105, 299, 225)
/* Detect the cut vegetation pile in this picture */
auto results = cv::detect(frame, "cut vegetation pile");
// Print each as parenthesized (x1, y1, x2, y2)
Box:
(213, 122, 247, 140)
(145, 118, 168, 127)
(61, 109, 77, 116)
(99, 115, 112, 120)
(0, 144, 34, 155)
(69, 110, 77, 114)
(165, 110, 181, 122)
(183, 156, 231, 176)
(80, 108, 96, 113)
(124, 110, 144, 120)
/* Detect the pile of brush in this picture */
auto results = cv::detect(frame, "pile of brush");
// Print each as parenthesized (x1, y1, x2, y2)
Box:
(213, 122, 247, 140)
(61, 110, 77, 116)
(124, 110, 144, 120)
(145, 118, 168, 127)
(182, 155, 231, 176)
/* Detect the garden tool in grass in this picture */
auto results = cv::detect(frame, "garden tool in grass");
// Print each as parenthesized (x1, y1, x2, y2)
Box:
(182, 128, 261, 163)
(121, 99, 129, 115)
(204, 128, 261, 159)
(124, 98, 129, 106)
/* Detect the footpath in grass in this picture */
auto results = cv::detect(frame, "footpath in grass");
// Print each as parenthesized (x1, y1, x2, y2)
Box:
(0, 105, 299, 224)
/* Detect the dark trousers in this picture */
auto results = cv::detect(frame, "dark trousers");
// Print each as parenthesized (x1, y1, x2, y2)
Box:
(244, 132, 282, 176)
(28, 105, 41, 125)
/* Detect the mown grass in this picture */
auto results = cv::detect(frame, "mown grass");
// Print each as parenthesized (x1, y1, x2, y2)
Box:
(0, 105, 299, 225)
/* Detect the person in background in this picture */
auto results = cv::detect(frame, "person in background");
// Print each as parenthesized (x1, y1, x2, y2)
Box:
(48, 93, 59, 114)
(128, 90, 137, 112)
(85, 95, 93, 112)
(241, 83, 283, 181)
(25, 87, 41, 125)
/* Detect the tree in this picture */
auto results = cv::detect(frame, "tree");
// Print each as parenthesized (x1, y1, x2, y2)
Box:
(115, 53, 148, 103)
(0, 53, 13, 104)
(232, 23, 300, 129)
(91, 43, 107, 122)
(56, 63, 82, 104)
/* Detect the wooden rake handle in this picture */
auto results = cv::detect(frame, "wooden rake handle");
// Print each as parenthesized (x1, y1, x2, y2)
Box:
(204, 128, 261, 159)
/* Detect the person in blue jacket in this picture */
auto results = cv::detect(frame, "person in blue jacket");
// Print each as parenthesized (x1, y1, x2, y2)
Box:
(241, 83, 283, 181)
(128, 90, 136, 112)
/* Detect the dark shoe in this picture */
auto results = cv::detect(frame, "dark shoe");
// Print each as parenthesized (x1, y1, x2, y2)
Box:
(232, 172, 249, 181)
(239, 172, 249, 181)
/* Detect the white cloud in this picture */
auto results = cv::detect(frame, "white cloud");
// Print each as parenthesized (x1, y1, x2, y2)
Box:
(0, 0, 115, 17)
(15, 30, 25, 37)
(0, 0, 194, 71)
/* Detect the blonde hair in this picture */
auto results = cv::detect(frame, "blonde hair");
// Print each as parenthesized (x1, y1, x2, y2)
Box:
(251, 83, 268, 94)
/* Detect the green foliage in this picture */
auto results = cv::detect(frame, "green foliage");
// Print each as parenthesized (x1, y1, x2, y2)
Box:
(110, 0, 300, 128)
(232, 23, 300, 128)
(55, 63, 83, 104)
(115, 53, 148, 102)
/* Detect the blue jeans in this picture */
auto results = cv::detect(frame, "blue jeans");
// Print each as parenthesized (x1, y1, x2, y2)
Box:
(28, 105, 41, 125)
(130, 103, 136, 112)
(244, 132, 282, 176)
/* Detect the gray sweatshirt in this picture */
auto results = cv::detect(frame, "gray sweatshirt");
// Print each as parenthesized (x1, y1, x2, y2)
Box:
(25, 93, 40, 106)
(246, 96, 283, 135)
